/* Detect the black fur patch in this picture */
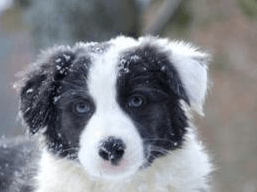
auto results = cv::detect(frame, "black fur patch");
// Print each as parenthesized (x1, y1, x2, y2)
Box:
(117, 45, 189, 164)
(20, 49, 94, 159)
(20, 43, 110, 158)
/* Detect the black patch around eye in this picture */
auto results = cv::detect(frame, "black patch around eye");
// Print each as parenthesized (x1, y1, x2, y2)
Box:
(116, 45, 189, 165)
(118, 45, 189, 104)
(19, 45, 97, 160)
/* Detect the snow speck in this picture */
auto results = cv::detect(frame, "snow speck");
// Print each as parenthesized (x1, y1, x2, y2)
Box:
(95, 47, 101, 52)
(57, 133, 62, 138)
(55, 58, 62, 63)
(118, 58, 131, 73)
(26, 88, 34, 94)
(161, 66, 166, 72)
(123, 68, 130, 73)
(56, 65, 68, 75)
(24, 107, 31, 113)
(53, 95, 62, 104)
(120, 58, 127, 65)
(63, 54, 71, 62)
(130, 55, 141, 62)
(12, 83, 17, 89)
(56, 64, 62, 70)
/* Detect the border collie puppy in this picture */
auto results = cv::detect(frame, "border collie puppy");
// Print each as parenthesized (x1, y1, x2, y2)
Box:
(17, 36, 212, 192)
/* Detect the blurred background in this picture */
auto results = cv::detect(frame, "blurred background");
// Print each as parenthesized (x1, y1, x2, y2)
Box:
(0, 0, 256, 191)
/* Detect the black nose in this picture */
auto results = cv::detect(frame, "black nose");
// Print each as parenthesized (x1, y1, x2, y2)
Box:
(98, 137, 126, 165)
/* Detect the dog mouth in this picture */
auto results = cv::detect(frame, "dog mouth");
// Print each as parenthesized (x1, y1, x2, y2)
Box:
(82, 154, 143, 180)
(92, 145, 164, 179)
(98, 157, 133, 177)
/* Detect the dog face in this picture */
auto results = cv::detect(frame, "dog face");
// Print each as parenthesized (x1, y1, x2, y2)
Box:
(19, 36, 210, 180)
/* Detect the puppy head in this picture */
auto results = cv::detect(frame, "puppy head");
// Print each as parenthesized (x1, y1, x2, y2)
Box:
(19, 36, 210, 180)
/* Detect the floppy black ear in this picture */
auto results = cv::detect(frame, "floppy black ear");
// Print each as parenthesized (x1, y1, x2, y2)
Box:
(19, 47, 75, 134)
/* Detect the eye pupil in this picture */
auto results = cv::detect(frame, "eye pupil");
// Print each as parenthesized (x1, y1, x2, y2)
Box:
(75, 101, 90, 114)
(128, 96, 144, 108)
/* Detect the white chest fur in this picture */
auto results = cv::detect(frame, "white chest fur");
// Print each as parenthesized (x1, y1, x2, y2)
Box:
(35, 130, 212, 192)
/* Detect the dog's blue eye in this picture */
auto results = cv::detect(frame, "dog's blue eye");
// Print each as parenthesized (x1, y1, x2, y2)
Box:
(128, 95, 145, 108)
(74, 101, 91, 114)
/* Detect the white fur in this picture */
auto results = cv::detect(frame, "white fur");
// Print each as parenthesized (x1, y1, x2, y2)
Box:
(33, 36, 212, 192)
(35, 129, 212, 192)
(78, 41, 144, 179)
(167, 42, 210, 115)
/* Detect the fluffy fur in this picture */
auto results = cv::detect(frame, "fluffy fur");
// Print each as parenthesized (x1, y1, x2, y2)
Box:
(9, 36, 212, 192)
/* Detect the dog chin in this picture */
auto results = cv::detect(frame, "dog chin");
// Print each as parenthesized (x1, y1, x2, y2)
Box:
(79, 157, 143, 180)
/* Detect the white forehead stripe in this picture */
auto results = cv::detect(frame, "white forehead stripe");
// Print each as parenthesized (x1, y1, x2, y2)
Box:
(87, 37, 139, 111)
(87, 54, 118, 111)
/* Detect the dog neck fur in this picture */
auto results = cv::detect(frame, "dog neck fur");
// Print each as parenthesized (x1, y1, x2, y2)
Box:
(35, 128, 212, 192)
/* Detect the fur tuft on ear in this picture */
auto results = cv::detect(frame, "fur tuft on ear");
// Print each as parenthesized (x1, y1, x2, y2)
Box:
(19, 46, 75, 134)
(168, 41, 211, 115)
